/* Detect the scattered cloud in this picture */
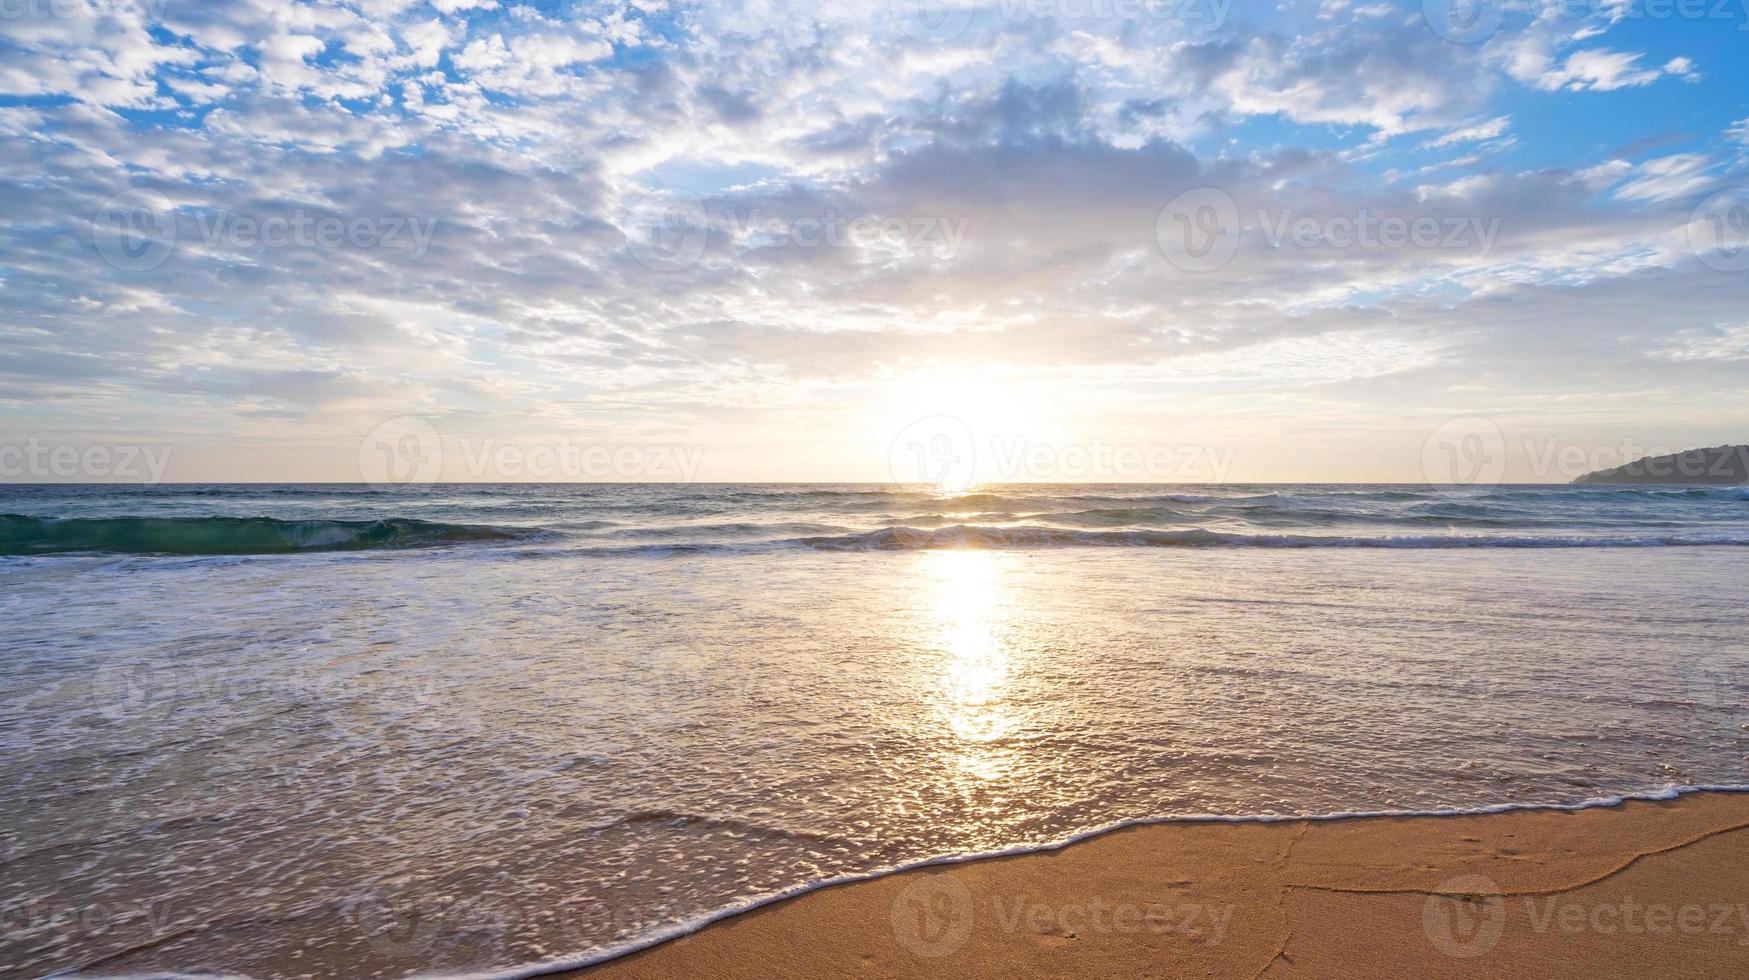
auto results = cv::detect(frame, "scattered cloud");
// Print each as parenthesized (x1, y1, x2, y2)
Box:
(0, 0, 1745, 479)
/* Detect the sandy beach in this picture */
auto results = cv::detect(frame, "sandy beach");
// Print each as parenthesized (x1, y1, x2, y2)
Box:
(576, 791, 1749, 979)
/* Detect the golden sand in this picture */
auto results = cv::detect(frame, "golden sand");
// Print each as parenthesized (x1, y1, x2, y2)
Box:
(574, 791, 1749, 979)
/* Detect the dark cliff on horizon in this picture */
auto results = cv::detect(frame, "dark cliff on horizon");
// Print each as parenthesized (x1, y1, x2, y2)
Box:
(1573, 445, 1749, 485)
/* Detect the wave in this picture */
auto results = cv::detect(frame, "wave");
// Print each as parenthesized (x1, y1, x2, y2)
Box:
(794, 524, 1749, 551)
(0, 515, 533, 556)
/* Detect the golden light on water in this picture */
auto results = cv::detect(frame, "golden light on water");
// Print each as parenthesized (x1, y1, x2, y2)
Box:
(925, 549, 1016, 779)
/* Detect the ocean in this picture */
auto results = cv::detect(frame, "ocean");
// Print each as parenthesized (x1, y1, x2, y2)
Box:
(4, 483, 1748, 977)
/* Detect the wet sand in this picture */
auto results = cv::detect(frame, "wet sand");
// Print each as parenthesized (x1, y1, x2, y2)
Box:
(574, 791, 1749, 979)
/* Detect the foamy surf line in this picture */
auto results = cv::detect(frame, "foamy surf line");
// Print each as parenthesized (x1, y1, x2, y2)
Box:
(388, 783, 1749, 980)
(558, 526, 1749, 557)
(797, 526, 1749, 551)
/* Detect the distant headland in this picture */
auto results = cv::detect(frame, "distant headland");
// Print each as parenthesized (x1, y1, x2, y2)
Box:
(1573, 445, 1749, 485)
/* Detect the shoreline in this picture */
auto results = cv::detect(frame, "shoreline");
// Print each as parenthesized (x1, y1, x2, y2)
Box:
(559, 787, 1749, 979)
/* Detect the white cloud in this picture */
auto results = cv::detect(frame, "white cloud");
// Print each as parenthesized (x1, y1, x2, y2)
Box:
(1530, 48, 1673, 92)
(1662, 56, 1698, 82)
(2, 0, 1746, 478)
(1612, 153, 1716, 203)
(1421, 116, 1510, 150)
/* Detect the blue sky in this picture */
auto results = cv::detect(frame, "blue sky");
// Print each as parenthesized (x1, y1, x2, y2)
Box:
(1, 0, 1747, 481)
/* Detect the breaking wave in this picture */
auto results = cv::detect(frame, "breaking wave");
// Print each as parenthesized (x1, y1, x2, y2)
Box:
(794, 524, 1749, 551)
(0, 514, 533, 556)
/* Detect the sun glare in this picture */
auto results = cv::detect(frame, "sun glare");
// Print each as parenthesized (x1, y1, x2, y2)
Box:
(880, 370, 1037, 489)
(929, 549, 1013, 747)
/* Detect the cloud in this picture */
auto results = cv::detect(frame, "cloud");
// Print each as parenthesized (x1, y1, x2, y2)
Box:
(1421, 116, 1511, 150)
(1612, 153, 1717, 202)
(2, 0, 1747, 478)
(1527, 48, 1684, 92)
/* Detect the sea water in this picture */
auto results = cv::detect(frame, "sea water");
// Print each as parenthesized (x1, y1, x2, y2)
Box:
(3, 483, 1747, 976)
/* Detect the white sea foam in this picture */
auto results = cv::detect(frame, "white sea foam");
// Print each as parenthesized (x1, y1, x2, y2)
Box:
(6, 484, 1748, 978)
(441, 784, 1749, 980)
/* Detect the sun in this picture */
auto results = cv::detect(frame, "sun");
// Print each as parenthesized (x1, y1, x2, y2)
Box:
(880, 369, 1035, 489)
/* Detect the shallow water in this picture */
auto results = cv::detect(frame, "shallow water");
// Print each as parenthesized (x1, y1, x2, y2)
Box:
(2, 484, 1747, 977)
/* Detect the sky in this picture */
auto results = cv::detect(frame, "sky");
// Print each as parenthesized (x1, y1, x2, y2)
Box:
(1, 0, 1747, 484)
